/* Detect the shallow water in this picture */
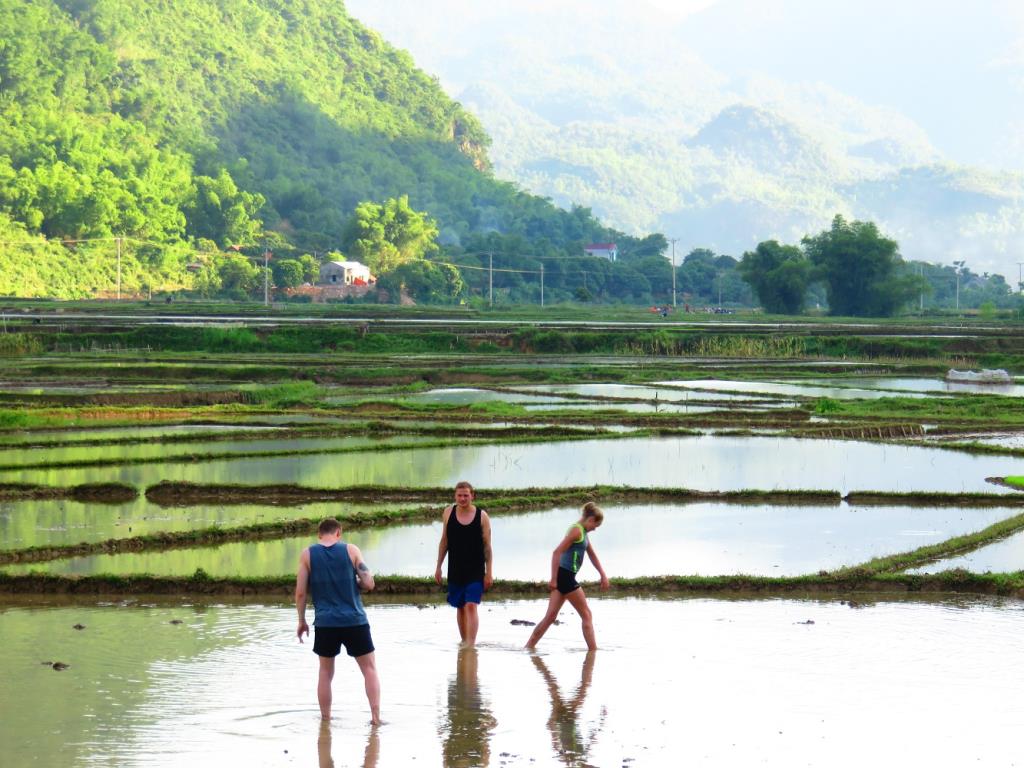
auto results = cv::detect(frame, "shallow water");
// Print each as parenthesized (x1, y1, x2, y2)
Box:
(817, 376, 1024, 398)
(523, 401, 725, 414)
(0, 499, 413, 549)
(2, 597, 1023, 767)
(3, 434, 1018, 495)
(8, 502, 1018, 578)
(907, 529, 1024, 574)
(395, 388, 572, 406)
(520, 382, 783, 404)
(931, 432, 1024, 450)
(0, 434, 431, 468)
(655, 378, 932, 400)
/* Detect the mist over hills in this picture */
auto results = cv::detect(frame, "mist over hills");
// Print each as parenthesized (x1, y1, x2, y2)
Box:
(347, 0, 1024, 279)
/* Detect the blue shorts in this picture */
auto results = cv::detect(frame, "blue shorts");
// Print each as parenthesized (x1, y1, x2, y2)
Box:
(447, 580, 484, 608)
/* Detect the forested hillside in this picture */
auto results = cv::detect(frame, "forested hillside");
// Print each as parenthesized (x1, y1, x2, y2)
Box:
(0, 0, 622, 298)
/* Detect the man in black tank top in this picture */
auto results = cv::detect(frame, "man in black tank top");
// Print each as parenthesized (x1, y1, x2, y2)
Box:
(434, 481, 493, 645)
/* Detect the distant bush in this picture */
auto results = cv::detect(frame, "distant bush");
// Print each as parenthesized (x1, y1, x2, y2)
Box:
(0, 333, 43, 356)
(247, 381, 322, 407)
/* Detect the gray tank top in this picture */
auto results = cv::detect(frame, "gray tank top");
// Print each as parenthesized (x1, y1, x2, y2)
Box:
(309, 542, 367, 627)
(558, 523, 588, 574)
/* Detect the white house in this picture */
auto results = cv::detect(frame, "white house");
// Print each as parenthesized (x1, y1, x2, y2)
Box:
(318, 260, 374, 286)
(584, 242, 618, 262)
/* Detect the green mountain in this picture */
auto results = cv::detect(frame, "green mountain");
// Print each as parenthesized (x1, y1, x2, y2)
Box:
(0, 0, 621, 298)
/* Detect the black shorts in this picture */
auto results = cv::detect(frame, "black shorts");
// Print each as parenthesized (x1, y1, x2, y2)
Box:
(313, 623, 374, 658)
(556, 566, 580, 595)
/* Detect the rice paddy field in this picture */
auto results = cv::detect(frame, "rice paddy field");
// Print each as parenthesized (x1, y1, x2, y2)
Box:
(3, 306, 1024, 766)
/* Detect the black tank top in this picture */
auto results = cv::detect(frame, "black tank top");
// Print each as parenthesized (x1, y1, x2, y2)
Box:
(446, 506, 485, 584)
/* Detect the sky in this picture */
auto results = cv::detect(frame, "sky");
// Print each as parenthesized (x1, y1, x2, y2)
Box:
(347, 0, 1024, 172)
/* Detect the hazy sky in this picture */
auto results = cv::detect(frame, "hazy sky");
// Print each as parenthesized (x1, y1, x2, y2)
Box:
(347, 0, 1024, 172)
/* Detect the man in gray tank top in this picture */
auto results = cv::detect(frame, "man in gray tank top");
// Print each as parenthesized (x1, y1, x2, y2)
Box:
(296, 518, 380, 723)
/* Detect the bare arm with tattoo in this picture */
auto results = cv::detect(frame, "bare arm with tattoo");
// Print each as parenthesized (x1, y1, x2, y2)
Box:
(348, 543, 375, 592)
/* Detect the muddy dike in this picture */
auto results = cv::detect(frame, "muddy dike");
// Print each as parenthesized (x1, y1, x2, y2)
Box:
(4, 571, 1024, 599)
(843, 490, 1024, 506)
(0, 390, 250, 407)
(144, 481, 842, 508)
(6, 422, 609, 451)
(0, 482, 137, 503)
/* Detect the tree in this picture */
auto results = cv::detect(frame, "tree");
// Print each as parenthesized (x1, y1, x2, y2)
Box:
(271, 258, 304, 289)
(297, 254, 320, 283)
(677, 249, 717, 300)
(216, 254, 260, 299)
(634, 255, 672, 301)
(618, 233, 668, 262)
(185, 170, 265, 248)
(803, 215, 920, 317)
(377, 260, 465, 304)
(342, 195, 439, 274)
(738, 240, 812, 314)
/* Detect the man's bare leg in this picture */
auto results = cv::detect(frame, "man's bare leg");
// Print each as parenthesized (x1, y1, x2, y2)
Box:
(565, 588, 596, 650)
(355, 652, 382, 724)
(317, 656, 336, 720)
(458, 603, 480, 645)
(456, 605, 468, 642)
(525, 591, 567, 649)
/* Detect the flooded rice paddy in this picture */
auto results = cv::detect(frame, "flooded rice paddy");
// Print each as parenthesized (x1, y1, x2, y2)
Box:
(381, 384, 793, 412)
(5, 435, 1020, 493)
(0, 499, 413, 549)
(0, 435, 434, 467)
(9, 502, 1021, 579)
(907, 529, 1024, 574)
(3, 597, 1023, 767)
(6, 351, 1024, 767)
(655, 379, 933, 400)
(517, 382, 786, 404)
(800, 376, 1024, 397)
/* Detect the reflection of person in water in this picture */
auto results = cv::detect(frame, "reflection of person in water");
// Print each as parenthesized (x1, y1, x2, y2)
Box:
(531, 651, 604, 766)
(442, 645, 497, 767)
(318, 720, 379, 768)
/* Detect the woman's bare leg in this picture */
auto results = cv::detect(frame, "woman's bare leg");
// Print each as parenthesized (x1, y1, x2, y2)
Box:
(525, 590, 567, 648)
(565, 588, 596, 650)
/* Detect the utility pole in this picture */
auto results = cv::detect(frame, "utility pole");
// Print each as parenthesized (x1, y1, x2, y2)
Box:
(116, 237, 122, 300)
(540, 263, 544, 307)
(1018, 262, 1023, 294)
(488, 252, 493, 307)
(953, 260, 966, 312)
(263, 246, 271, 307)
(668, 238, 679, 308)
(919, 263, 924, 312)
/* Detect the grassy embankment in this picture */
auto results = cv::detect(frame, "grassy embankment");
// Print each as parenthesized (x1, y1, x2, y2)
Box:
(7, 318, 1024, 368)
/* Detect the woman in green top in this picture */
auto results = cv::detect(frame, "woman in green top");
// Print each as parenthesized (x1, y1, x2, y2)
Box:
(525, 502, 610, 650)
